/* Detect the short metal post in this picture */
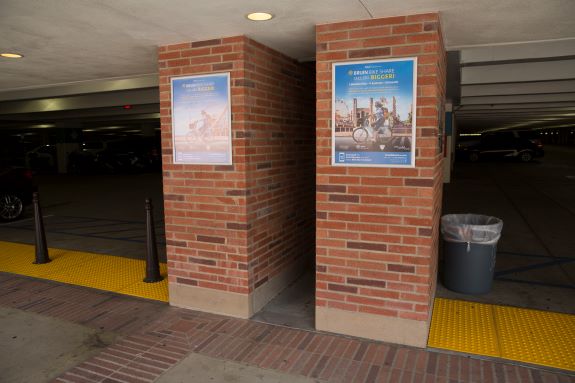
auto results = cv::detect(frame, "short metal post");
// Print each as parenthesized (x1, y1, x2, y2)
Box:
(33, 192, 50, 264)
(144, 198, 162, 283)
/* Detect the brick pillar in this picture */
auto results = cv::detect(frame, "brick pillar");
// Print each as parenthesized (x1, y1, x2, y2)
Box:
(315, 13, 446, 347)
(159, 37, 315, 318)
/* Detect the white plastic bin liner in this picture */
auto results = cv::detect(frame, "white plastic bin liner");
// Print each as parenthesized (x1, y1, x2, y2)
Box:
(441, 214, 503, 249)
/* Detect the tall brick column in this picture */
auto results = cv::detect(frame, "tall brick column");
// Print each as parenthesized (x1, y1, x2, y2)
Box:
(315, 13, 446, 347)
(159, 37, 315, 318)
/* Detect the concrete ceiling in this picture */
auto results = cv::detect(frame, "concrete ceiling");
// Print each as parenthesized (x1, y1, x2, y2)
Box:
(0, 0, 574, 133)
(454, 40, 575, 132)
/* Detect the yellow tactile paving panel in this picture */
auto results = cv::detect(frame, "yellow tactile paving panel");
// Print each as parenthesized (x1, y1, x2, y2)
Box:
(0, 241, 168, 302)
(495, 305, 575, 370)
(117, 264, 168, 302)
(429, 297, 575, 371)
(427, 298, 500, 357)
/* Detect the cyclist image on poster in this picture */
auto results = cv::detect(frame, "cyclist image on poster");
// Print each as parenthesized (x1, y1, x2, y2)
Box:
(171, 73, 232, 165)
(187, 110, 216, 150)
(332, 58, 416, 167)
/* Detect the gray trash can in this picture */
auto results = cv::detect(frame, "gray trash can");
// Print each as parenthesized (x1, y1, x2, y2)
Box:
(440, 214, 503, 294)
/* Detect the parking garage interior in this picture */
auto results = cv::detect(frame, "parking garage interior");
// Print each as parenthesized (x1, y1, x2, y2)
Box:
(0, 76, 166, 259)
(437, 41, 575, 315)
(0, 64, 319, 328)
(3, 91, 573, 313)
(1, 1, 574, 379)
(2, 42, 573, 319)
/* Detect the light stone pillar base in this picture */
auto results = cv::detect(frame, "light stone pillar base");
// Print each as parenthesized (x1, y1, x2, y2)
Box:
(315, 306, 430, 348)
(169, 255, 310, 319)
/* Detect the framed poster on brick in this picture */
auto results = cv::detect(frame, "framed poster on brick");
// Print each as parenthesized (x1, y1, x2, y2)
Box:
(171, 73, 232, 165)
(332, 58, 417, 167)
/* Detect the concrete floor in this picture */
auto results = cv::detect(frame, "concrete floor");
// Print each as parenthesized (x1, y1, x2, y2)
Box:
(2, 306, 318, 383)
(1, 148, 575, 381)
(252, 271, 315, 330)
(155, 353, 321, 383)
(6, 274, 571, 383)
(439, 145, 575, 314)
(256, 145, 575, 329)
(1, 146, 573, 328)
(0, 172, 166, 262)
(0, 306, 116, 383)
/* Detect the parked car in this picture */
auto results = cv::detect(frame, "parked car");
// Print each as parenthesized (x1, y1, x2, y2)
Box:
(95, 137, 161, 173)
(68, 141, 108, 174)
(0, 167, 35, 221)
(458, 131, 544, 163)
(25, 144, 57, 172)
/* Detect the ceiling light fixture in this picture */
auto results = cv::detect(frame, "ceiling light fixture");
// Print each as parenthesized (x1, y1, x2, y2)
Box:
(246, 12, 274, 21)
(1, 52, 23, 58)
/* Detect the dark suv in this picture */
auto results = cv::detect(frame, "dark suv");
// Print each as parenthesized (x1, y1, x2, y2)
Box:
(461, 131, 544, 163)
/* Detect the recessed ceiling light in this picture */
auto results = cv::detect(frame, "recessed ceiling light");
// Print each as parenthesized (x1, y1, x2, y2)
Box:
(33, 124, 55, 128)
(246, 12, 274, 21)
(1, 52, 23, 58)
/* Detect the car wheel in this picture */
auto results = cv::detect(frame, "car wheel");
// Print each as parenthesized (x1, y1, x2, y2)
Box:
(0, 193, 24, 222)
(520, 151, 533, 163)
(468, 152, 480, 162)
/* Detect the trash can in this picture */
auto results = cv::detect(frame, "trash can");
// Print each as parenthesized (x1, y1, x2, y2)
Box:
(440, 214, 503, 294)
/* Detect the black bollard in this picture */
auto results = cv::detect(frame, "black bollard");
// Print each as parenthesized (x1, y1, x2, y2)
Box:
(33, 192, 50, 264)
(144, 198, 163, 283)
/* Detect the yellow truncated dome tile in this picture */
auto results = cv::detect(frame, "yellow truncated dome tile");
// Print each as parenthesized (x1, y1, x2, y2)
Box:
(0, 241, 168, 302)
(118, 263, 169, 302)
(495, 305, 575, 371)
(0, 245, 97, 278)
(428, 297, 500, 357)
(3, 240, 575, 371)
(48, 256, 146, 291)
(428, 297, 575, 372)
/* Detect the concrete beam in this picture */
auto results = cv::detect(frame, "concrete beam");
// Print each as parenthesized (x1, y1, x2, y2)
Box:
(455, 102, 575, 110)
(0, 113, 160, 130)
(1, 104, 159, 122)
(460, 92, 575, 105)
(456, 116, 574, 123)
(446, 51, 461, 104)
(461, 80, 575, 97)
(460, 39, 575, 64)
(456, 111, 575, 118)
(0, 74, 159, 102)
(461, 60, 575, 85)
(0, 88, 159, 115)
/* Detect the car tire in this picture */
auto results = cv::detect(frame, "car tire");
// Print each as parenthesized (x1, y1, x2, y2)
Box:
(520, 151, 533, 163)
(468, 152, 480, 162)
(0, 193, 24, 222)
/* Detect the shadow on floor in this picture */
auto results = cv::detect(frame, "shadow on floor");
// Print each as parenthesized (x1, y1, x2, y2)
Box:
(252, 271, 315, 330)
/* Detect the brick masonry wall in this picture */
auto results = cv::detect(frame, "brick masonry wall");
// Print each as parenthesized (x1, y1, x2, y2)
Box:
(159, 36, 315, 305)
(315, 14, 446, 323)
(241, 40, 316, 293)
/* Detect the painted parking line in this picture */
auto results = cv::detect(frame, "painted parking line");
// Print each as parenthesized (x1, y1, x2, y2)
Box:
(495, 277, 575, 290)
(493, 251, 575, 289)
(0, 215, 54, 226)
(497, 251, 554, 258)
(1, 214, 165, 244)
(495, 258, 574, 278)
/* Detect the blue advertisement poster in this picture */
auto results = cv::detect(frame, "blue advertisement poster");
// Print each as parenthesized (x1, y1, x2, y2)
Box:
(332, 58, 417, 167)
(171, 73, 232, 165)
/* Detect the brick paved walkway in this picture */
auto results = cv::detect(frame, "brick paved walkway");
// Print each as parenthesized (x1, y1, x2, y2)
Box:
(1, 272, 573, 383)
